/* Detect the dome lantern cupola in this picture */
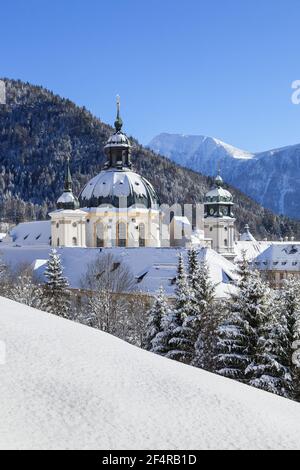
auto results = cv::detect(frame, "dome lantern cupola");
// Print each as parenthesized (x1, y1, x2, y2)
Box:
(79, 97, 160, 209)
(204, 172, 234, 218)
(57, 156, 80, 210)
(104, 95, 132, 170)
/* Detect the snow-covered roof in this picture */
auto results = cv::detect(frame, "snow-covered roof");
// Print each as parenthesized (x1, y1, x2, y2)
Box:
(204, 186, 233, 203)
(79, 169, 159, 209)
(252, 243, 300, 271)
(0, 246, 237, 299)
(57, 191, 77, 204)
(1, 296, 300, 449)
(240, 225, 256, 242)
(9, 221, 51, 246)
(104, 131, 130, 147)
(234, 240, 271, 262)
(172, 216, 191, 226)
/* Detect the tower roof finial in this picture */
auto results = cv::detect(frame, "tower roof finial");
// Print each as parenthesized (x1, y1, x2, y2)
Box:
(64, 155, 73, 192)
(57, 154, 79, 210)
(114, 94, 123, 132)
(215, 162, 223, 187)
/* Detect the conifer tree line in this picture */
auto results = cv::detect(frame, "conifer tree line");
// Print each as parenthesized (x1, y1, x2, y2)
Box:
(145, 249, 300, 402)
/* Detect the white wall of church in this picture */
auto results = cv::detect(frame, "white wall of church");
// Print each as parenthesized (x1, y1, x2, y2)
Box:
(50, 210, 87, 248)
(75, 208, 161, 248)
(204, 217, 236, 258)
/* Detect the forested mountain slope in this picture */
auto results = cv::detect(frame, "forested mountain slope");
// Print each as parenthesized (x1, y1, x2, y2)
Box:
(0, 78, 299, 239)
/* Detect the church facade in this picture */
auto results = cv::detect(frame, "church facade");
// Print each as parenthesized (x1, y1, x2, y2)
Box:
(50, 99, 161, 249)
(49, 98, 237, 255)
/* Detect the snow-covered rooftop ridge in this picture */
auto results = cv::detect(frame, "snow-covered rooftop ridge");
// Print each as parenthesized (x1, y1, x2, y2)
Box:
(172, 216, 191, 226)
(1, 295, 300, 450)
(234, 240, 271, 262)
(253, 243, 300, 271)
(9, 220, 51, 246)
(0, 245, 237, 299)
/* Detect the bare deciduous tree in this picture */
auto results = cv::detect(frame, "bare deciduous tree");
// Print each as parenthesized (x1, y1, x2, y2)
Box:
(81, 252, 136, 293)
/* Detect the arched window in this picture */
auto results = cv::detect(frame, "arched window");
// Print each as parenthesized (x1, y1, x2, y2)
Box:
(224, 239, 228, 247)
(138, 223, 146, 247)
(96, 223, 105, 247)
(117, 222, 127, 247)
(57, 238, 60, 247)
(72, 237, 77, 246)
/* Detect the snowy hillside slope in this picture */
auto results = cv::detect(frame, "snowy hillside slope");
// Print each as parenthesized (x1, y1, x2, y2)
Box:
(1, 296, 300, 450)
(148, 134, 300, 219)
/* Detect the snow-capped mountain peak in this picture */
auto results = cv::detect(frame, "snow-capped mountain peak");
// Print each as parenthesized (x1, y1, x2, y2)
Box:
(148, 133, 300, 219)
(148, 133, 253, 167)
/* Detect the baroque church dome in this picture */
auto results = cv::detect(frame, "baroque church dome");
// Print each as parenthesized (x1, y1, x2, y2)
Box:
(79, 169, 159, 209)
(79, 97, 159, 209)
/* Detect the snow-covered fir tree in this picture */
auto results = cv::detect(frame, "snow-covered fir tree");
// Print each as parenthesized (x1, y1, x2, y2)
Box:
(215, 252, 268, 382)
(249, 289, 292, 398)
(279, 276, 300, 399)
(145, 287, 168, 351)
(41, 249, 71, 319)
(166, 253, 194, 363)
(249, 275, 300, 399)
(185, 249, 215, 368)
(243, 271, 270, 384)
(145, 287, 172, 354)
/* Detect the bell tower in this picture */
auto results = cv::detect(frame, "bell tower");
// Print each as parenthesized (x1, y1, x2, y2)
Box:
(49, 156, 86, 248)
(204, 174, 236, 259)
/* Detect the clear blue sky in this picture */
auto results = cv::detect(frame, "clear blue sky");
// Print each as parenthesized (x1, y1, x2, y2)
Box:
(1, 0, 300, 152)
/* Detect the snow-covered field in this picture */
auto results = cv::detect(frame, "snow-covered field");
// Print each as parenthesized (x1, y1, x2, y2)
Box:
(1, 296, 300, 450)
